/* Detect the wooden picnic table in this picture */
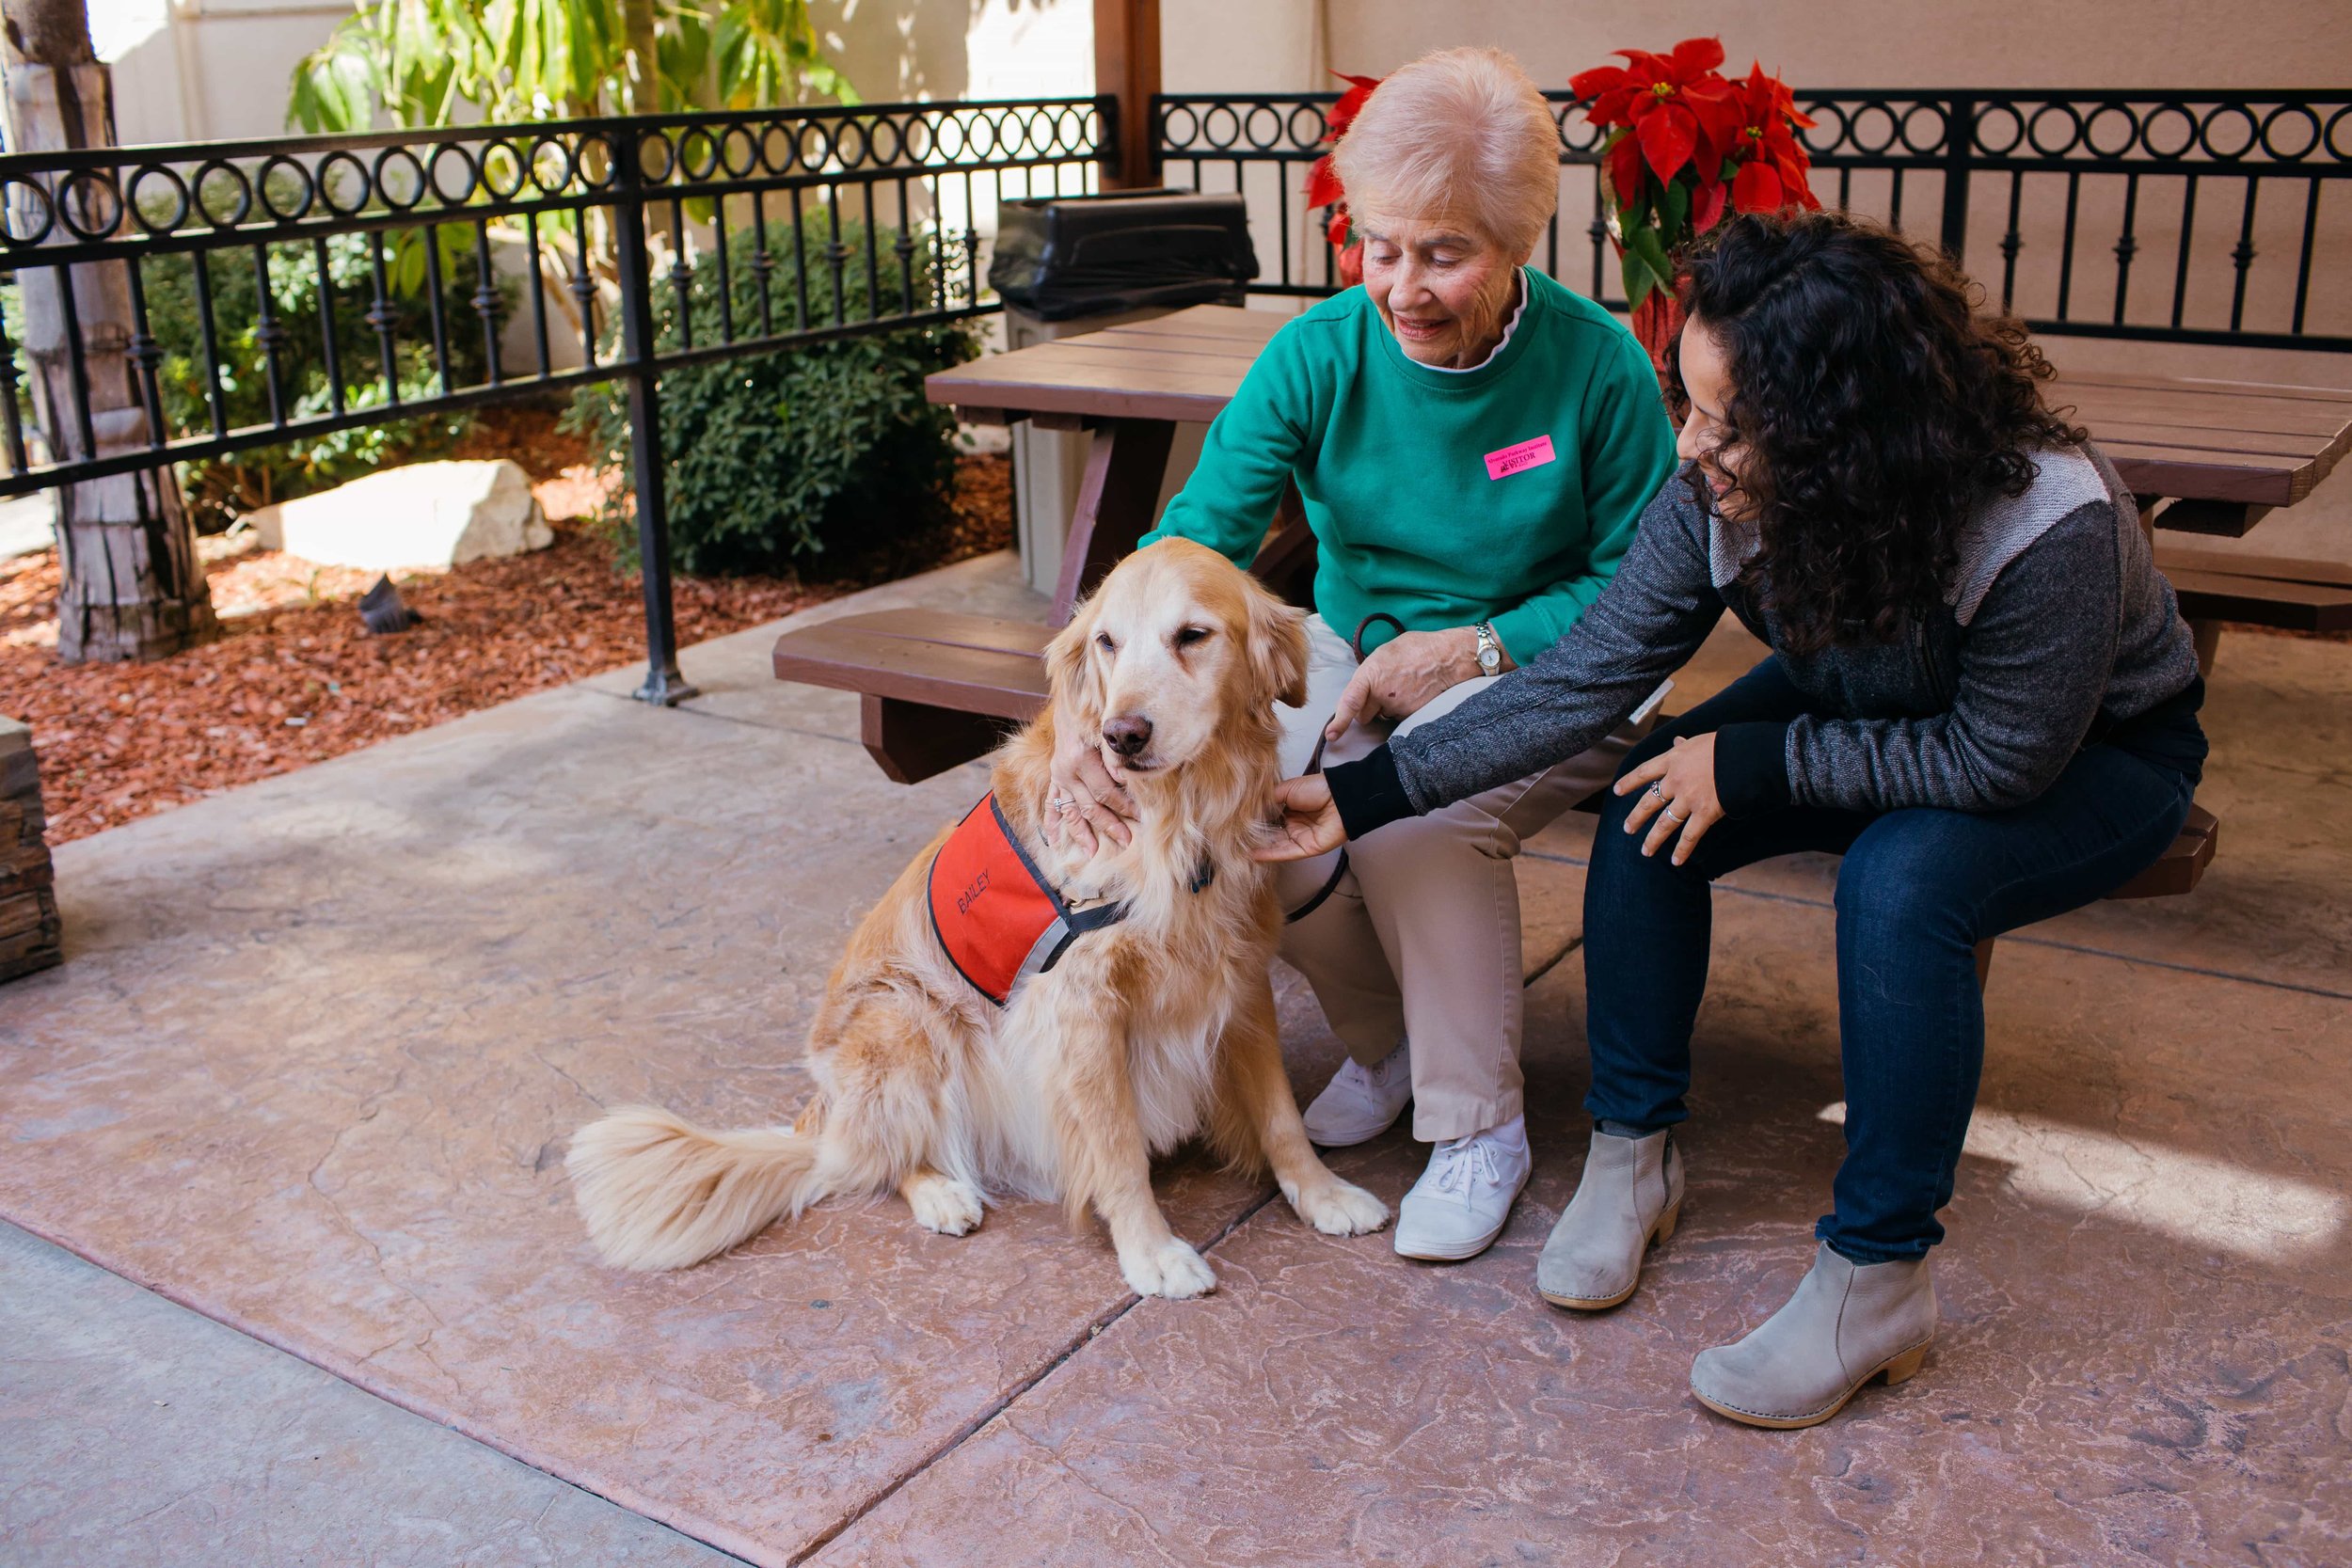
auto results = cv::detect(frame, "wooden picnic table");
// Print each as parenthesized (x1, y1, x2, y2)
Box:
(774, 300, 2350, 795)
(924, 304, 2352, 643)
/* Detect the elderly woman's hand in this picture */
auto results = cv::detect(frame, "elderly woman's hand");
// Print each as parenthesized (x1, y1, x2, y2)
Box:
(1614, 734, 1723, 865)
(1043, 723, 1136, 853)
(1253, 774, 1346, 863)
(1323, 627, 1498, 741)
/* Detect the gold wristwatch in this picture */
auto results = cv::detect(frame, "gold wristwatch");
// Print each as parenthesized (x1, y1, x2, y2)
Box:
(1473, 622, 1502, 676)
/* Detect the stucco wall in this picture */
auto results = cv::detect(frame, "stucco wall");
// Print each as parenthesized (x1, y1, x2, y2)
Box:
(1162, 0, 2352, 95)
(95, 0, 342, 147)
(1310, 1, 2352, 93)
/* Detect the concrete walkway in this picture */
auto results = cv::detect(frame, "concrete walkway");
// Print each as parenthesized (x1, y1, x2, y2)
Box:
(0, 1221, 733, 1566)
(3, 550, 2348, 1567)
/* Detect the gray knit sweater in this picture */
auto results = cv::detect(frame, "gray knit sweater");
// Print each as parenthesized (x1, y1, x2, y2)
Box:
(1333, 442, 2204, 832)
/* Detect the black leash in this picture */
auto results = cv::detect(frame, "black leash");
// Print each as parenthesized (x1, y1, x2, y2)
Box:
(1284, 613, 1405, 925)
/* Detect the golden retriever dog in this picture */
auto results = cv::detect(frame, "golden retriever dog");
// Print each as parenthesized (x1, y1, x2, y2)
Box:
(567, 539, 1390, 1298)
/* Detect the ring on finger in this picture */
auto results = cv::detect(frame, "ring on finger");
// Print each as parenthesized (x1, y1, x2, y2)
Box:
(1646, 781, 1664, 800)
(1665, 802, 1691, 823)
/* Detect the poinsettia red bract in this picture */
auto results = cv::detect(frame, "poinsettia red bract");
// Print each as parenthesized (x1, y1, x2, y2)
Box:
(1569, 36, 1738, 184)
(1570, 41, 1819, 374)
(1726, 62, 1820, 213)
(1306, 71, 1383, 286)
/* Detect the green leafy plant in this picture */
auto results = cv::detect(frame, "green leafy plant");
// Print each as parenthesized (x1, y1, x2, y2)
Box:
(567, 215, 981, 575)
(289, 0, 854, 133)
(137, 230, 497, 526)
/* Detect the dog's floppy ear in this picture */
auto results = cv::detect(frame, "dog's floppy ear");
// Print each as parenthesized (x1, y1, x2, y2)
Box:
(1044, 593, 1105, 721)
(1243, 579, 1311, 709)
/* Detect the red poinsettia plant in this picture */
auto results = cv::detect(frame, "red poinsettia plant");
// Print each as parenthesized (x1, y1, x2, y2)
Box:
(1305, 71, 1382, 287)
(1570, 38, 1819, 364)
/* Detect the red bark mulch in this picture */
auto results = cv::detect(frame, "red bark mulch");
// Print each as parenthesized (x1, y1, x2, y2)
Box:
(0, 409, 1010, 846)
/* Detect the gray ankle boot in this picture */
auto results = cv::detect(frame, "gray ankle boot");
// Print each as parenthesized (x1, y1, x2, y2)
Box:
(1534, 1128, 1683, 1309)
(1690, 1243, 1937, 1428)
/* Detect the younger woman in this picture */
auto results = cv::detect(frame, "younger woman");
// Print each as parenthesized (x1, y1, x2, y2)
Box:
(1261, 212, 2207, 1427)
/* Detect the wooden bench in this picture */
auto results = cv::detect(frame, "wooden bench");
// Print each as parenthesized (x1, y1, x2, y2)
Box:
(771, 523, 1311, 782)
(1965, 802, 2218, 984)
(1561, 786, 2217, 988)
(771, 610, 1053, 784)
(2155, 544, 2352, 672)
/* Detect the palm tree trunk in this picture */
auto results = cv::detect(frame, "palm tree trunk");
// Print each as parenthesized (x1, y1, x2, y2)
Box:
(1, 0, 216, 661)
(620, 0, 659, 115)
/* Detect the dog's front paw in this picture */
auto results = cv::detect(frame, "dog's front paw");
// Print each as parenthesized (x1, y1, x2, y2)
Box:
(1120, 1238, 1216, 1299)
(905, 1174, 985, 1236)
(1294, 1177, 1391, 1237)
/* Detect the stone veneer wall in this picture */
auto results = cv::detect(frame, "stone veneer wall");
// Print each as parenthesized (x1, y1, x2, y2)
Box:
(0, 717, 60, 981)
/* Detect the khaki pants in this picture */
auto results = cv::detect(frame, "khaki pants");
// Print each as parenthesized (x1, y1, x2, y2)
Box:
(1275, 615, 1659, 1142)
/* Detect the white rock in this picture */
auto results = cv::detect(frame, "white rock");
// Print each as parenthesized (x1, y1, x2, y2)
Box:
(248, 460, 552, 571)
(0, 493, 54, 562)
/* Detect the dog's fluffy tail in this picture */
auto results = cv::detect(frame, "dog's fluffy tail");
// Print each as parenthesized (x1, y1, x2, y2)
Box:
(567, 1105, 828, 1271)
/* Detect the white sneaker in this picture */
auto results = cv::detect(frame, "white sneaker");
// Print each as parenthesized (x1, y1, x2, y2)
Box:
(1393, 1117, 1532, 1261)
(1300, 1039, 1411, 1148)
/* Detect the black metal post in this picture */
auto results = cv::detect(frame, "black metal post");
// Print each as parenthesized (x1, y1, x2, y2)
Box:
(611, 131, 698, 707)
(1938, 94, 1976, 263)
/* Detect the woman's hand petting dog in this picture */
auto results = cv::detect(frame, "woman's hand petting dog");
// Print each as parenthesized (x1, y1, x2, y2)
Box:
(1255, 773, 1346, 863)
(1614, 733, 1724, 865)
(1043, 723, 1137, 851)
(1322, 626, 1489, 740)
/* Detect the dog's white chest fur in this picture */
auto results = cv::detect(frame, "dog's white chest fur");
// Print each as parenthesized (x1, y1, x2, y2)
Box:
(1112, 1007, 1227, 1152)
(977, 926, 1232, 1190)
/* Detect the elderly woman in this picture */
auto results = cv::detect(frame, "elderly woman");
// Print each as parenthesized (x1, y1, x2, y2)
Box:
(1263, 212, 2206, 1425)
(1047, 47, 1677, 1261)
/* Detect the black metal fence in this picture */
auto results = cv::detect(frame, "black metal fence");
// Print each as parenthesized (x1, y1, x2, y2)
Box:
(4, 88, 2344, 700)
(1153, 88, 2352, 353)
(0, 98, 1108, 699)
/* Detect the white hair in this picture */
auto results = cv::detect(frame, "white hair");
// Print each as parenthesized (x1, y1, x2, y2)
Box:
(1329, 47, 1561, 258)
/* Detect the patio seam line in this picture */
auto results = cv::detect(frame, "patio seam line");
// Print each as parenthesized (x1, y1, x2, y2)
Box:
(0, 1212, 766, 1568)
(783, 1186, 1284, 1566)
(1523, 934, 1585, 990)
(1520, 847, 2352, 1003)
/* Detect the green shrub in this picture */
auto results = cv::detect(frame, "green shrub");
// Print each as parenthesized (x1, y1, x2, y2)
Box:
(568, 215, 983, 576)
(138, 228, 496, 527)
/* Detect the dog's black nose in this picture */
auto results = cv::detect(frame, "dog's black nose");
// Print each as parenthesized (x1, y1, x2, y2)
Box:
(1103, 715, 1153, 757)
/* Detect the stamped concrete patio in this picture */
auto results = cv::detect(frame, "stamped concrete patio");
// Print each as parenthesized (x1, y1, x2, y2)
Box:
(5, 548, 2349, 1567)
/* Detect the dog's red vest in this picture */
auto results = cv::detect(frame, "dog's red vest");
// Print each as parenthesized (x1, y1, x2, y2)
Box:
(927, 795, 1128, 1007)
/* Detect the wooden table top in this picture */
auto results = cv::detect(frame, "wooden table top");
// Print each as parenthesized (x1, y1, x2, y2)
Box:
(929, 305, 2352, 514)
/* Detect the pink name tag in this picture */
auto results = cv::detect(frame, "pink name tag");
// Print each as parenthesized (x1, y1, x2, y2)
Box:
(1484, 434, 1557, 481)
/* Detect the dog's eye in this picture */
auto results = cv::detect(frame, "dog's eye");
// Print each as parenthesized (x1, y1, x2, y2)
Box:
(1174, 626, 1211, 648)
(1094, 632, 1116, 653)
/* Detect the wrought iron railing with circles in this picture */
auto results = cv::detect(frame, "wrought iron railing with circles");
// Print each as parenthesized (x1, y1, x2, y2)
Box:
(0, 98, 1110, 699)
(1153, 88, 2352, 352)
(5, 89, 2341, 694)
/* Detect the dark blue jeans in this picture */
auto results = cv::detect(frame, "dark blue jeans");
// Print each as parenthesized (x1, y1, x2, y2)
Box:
(1583, 658, 2199, 1262)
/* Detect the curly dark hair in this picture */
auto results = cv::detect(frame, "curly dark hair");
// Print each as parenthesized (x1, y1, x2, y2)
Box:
(1672, 212, 2087, 657)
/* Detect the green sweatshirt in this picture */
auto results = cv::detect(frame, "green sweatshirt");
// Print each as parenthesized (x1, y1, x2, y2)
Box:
(1139, 269, 1677, 666)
